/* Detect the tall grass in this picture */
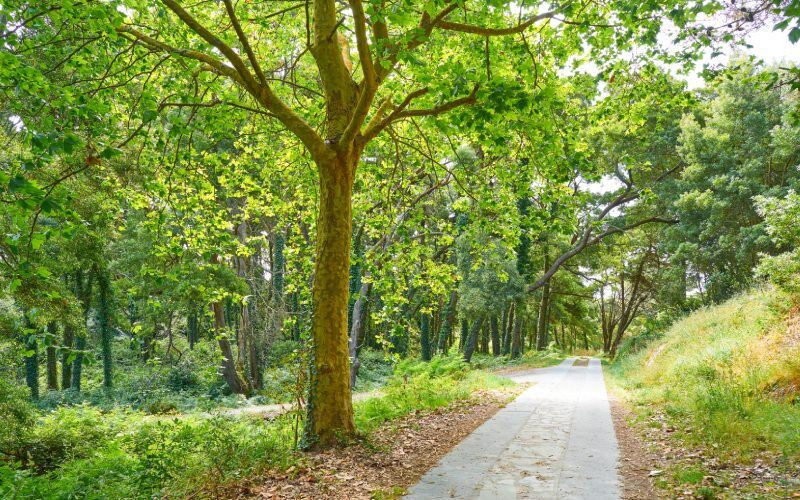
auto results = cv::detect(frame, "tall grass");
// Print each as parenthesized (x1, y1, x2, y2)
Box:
(609, 287, 800, 461)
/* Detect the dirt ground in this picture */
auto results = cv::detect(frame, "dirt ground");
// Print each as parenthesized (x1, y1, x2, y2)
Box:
(608, 394, 661, 499)
(227, 387, 524, 499)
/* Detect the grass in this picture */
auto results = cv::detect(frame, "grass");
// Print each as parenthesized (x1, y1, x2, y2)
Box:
(609, 286, 800, 466)
(470, 348, 566, 372)
(1, 353, 514, 499)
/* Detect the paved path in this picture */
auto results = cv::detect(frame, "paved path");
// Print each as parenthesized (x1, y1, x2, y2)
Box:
(406, 358, 620, 499)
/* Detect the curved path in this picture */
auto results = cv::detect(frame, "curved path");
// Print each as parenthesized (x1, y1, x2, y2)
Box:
(406, 358, 621, 499)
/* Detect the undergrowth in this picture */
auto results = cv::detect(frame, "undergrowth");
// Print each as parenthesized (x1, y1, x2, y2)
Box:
(1, 352, 511, 498)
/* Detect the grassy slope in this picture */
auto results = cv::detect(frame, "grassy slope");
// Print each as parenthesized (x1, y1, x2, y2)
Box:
(609, 287, 800, 492)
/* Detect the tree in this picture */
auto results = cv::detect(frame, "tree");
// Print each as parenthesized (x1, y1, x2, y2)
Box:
(1, 0, 719, 446)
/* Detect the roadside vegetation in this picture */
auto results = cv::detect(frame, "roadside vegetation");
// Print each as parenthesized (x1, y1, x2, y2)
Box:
(610, 288, 800, 495)
(1, 354, 514, 499)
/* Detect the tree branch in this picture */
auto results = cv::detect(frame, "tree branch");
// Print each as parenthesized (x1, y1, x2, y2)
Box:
(529, 216, 678, 292)
(222, 0, 268, 86)
(362, 86, 478, 143)
(435, 10, 556, 36)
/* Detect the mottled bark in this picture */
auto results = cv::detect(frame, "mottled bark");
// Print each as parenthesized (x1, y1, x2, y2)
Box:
(305, 154, 357, 448)
(460, 318, 469, 351)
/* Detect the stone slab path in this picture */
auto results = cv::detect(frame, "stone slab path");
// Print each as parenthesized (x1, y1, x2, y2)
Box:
(405, 358, 620, 499)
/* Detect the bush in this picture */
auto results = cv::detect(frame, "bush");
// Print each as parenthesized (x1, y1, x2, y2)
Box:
(6, 405, 128, 473)
(395, 353, 468, 380)
(353, 349, 393, 391)
(0, 379, 36, 462)
(166, 361, 200, 392)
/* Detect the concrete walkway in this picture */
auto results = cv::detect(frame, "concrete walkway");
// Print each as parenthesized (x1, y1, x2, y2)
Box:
(406, 358, 620, 499)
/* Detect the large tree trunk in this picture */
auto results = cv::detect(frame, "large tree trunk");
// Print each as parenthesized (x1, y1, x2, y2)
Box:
(46, 322, 58, 391)
(212, 301, 251, 396)
(305, 155, 356, 448)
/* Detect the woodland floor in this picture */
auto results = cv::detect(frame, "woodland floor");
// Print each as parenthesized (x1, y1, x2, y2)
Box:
(609, 391, 800, 499)
(224, 386, 525, 499)
(222, 359, 800, 499)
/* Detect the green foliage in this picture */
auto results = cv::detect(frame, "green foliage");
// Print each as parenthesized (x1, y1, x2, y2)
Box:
(355, 354, 512, 431)
(755, 190, 800, 293)
(0, 378, 36, 461)
(610, 288, 800, 460)
(1, 356, 512, 498)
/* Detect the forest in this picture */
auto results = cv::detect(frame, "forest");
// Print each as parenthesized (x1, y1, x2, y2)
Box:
(1, 0, 799, 498)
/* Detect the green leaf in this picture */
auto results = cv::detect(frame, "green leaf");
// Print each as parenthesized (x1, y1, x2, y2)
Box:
(142, 109, 158, 123)
(31, 233, 46, 250)
(789, 27, 800, 44)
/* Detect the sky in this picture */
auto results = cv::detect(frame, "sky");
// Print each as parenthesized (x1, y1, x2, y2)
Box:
(678, 23, 800, 88)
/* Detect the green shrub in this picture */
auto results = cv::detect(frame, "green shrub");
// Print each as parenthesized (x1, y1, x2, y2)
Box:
(7, 405, 128, 473)
(166, 361, 201, 391)
(353, 349, 394, 391)
(0, 379, 36, 462)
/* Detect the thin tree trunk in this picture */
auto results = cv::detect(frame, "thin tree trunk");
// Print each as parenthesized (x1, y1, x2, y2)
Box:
(479, 321, 489, 354)
(187, 310, 196, 350)
(536, 279, 551, 350)
(503, 303, 514, 355)
(212, 301, 250, 395)
(490, 315, 501, 356)
(71, 334, 85, 392)
(511, 301, 523, 358)
(349, 282, 371, 388)
(437, 289, 457, 354)
(97, 267, 113, 389)
(460, 319, 469, 351)
(46, 322, 58, 391)
(23, 315, 39, 399)
(61, 323, 74, 389)
(420, 312, 432, 361)
(463, 316, 485, 363)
